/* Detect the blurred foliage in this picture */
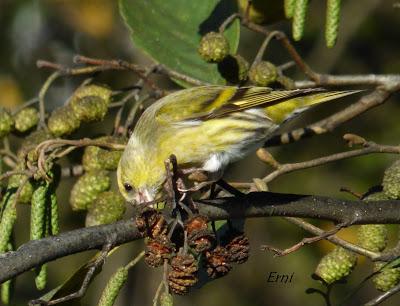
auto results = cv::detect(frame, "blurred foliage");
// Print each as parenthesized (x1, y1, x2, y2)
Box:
(0, 1, 399, 306)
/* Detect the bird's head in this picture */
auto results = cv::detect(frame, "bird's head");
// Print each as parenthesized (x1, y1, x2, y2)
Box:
(117, 145, 166, 205)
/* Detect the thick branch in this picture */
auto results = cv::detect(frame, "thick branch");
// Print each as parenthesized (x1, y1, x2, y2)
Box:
(2, 192, 400, 283)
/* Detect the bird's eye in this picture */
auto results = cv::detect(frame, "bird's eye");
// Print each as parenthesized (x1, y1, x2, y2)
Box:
(124, 183, 133, 192)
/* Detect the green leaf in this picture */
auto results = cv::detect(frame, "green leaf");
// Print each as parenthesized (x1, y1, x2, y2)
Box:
(119, 0, 240, 86)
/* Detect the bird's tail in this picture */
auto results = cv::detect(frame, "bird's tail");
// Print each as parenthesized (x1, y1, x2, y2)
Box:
(264, 89, 363, 124)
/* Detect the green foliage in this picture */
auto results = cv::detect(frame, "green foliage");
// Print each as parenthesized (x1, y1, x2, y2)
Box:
(119, 0, 240, 86)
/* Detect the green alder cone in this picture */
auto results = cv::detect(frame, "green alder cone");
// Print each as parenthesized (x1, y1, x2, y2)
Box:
(8, 173, 33, 204)
(98, 267, 128, 306)
(48, 105, 80, 137)
(249, 61, 278, 86)
(198, 32, 230, 63)
(315, 246, 357, 284)
(373, 262, 400, 292)
(0, 243, 13, 305)
(35, 264, 47, 290)
(82, 136, 125, 171)
(325, 0, 341, 48)
(30, 180, 50, 241)
(18, 129, 54, 161)
(14, 107, 39, 132)
(383, 160, 400, 199)
(50, 192, 59, 235)
(0, 192, 17, 253)
(357, 192, 388, 252)
(0, 108, 14, 138)
(85, 191, 126, 227)
(160, 292, 174, 306)
(70, 170, 111, 211)
(21, 129, 53, 149)
(292, 0, 309, 41)
(69, 84, 112, 122)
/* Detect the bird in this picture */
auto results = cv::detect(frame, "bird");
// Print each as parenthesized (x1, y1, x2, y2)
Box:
(117, 85, 360, 204)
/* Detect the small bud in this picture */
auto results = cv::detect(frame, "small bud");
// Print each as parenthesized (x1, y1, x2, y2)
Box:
(383, 160, 400, 199)
(70, 170, 111, 211)
(198, 32, 230, 63)
(70, 85, 112, 122)
(249, 61, 278, 86)
(48, 105, 80, 136)
(14, 107, 39, 132)
(0, 108, 14, 138)
(373, 262, 400, 292)
(314, 246, 357, 284)
(85, 191, 126, 227)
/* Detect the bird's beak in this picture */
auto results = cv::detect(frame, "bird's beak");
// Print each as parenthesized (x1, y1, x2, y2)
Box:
(135, 189, 153, 205)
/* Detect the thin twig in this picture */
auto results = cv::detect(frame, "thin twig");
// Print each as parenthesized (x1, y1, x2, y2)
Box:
(261, 222, 348, 257)
(125, 250, 145, 270)
(29, 243, 114, 306)
(364, 282, 400, 306)
(38, 71, 61, 130)
(284, 217, 380, 260)
(262, 141, 400, 183)
(152, 280, 164, 306)
(11, 97, 39, 115)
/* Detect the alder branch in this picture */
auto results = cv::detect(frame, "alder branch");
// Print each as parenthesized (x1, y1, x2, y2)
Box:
(2, 192, 400, 283)
(261, 140, 400, 183)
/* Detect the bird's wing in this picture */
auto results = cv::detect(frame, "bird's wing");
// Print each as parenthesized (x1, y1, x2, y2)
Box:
(156, 86, 325, 123)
